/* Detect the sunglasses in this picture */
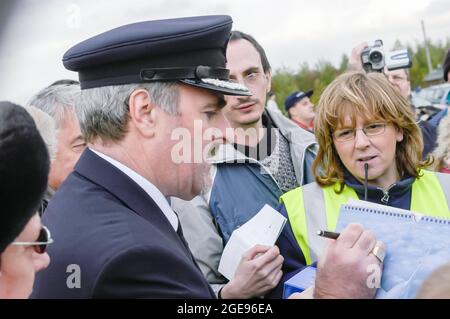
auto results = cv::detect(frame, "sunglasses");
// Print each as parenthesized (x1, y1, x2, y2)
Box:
(12, 226, 54, 254)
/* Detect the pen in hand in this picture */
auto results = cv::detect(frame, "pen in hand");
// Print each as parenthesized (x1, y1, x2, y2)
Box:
(317, 230, 340, 240)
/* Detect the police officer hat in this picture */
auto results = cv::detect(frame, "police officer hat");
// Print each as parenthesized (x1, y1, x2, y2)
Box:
(0, 102, 50, 253)
(63, 15, 250, 96)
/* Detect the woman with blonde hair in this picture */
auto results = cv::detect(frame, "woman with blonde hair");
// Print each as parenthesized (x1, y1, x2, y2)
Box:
(273, 71, 450, 298)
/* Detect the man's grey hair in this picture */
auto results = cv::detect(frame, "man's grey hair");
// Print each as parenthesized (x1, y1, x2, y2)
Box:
(76, 82, 179, 143)
(23, 105, 58, 162)
(27, 83, 81, 128)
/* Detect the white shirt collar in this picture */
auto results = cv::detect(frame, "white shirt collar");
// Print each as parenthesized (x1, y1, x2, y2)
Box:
(89, 148, 178, 231)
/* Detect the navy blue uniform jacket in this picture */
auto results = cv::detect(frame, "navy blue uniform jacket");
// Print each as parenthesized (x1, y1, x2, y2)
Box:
(32, 149, 215, 298)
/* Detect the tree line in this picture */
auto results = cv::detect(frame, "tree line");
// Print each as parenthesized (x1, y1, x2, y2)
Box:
(271, 38, 450, 112)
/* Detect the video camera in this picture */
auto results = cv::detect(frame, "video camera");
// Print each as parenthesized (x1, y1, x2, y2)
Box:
(361, 39, 412, 73)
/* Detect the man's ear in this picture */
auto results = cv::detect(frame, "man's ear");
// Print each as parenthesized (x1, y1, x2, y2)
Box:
(287, 107, 295, 118)
(128, 89, 157, 138)
(265, 71, 272, 94)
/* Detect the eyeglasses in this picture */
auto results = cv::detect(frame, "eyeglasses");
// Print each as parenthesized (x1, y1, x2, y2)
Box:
(230, 71, 266, 87)
(11, 226, 54, 254)
(333, 122, 387, 142)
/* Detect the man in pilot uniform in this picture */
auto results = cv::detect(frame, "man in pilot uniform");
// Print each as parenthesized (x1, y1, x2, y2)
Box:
(32, 15, 250, 298)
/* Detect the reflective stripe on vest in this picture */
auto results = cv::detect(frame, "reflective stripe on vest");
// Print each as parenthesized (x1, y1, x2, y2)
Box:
(281, 170, 450, 265)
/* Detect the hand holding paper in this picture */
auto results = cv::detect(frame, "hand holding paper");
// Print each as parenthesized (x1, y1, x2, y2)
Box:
(218, 205, 286, 298)
(220, 245, 284, 299)
(218, 204, 287, 280)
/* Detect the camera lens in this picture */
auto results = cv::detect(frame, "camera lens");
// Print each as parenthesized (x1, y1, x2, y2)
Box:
(369, 51, 383, 63)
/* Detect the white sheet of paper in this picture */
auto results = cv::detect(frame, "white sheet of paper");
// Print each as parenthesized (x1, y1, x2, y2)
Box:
(218, 204, 287, 280)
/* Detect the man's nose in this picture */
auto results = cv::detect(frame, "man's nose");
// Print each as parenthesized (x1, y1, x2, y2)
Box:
(33, 251, 50, 273)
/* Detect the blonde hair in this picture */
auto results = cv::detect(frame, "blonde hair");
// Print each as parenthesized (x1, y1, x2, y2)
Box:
(312, 71, 431, 190)
(24, 105, 58, 162)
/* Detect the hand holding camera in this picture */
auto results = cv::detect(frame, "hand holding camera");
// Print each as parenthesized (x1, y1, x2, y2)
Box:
(348, 40, 412, 73)
(361, 39, 412, 72)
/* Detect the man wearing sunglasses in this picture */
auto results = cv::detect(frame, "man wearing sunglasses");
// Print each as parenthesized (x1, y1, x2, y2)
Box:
(0, 101, 51, 298)
(1, 215, 52, 298)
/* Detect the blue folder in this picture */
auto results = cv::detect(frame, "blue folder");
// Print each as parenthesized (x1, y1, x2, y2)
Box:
(283, 266, 316, 299)
(336, 200, 450, 298)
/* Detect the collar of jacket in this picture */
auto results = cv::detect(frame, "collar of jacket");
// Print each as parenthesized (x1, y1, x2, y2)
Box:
(266, 107, 317, 152)
(343, 169, 415, 201)
(74, 148, 176, 231)
(208, 142, 249, 164)
(207, 108, 318, 164)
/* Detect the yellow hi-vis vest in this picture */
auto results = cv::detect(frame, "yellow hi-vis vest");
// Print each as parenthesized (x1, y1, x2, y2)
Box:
(280, 170, 450, 265)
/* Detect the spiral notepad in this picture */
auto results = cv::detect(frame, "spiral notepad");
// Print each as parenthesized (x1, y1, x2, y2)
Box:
(336, 199, 450, 299)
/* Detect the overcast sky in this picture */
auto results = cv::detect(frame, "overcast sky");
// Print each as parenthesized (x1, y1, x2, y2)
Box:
(1, 0, 449, 105)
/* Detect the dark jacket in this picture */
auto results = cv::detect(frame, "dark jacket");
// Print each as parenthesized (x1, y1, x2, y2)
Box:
(419, 120, 437, 159)
(429, 108, 448, 128)
(32, 149, 215, 299)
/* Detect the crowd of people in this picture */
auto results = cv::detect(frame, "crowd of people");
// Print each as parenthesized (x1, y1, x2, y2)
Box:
(1, 14, 450, 299)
